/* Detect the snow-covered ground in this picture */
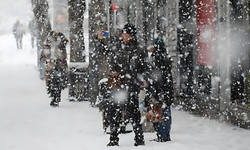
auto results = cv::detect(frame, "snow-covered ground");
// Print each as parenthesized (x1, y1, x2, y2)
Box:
(1, 34, 250, 150)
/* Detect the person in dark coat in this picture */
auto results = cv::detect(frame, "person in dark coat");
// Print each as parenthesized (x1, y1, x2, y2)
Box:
(146, 37, 173, 142)
(13, 20, 25, 49)
(98, 23, 147, 147)
(41, 30, 69, 107)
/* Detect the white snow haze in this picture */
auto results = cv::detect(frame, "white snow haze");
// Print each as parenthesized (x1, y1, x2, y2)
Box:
(0, 0, 250, 150)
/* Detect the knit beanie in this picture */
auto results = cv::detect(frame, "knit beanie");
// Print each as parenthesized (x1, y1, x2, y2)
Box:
(122, 23, 137, 36)
(153, 37, 165, 49)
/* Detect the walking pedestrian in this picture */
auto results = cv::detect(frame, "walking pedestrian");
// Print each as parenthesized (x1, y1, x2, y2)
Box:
(98, 23, 147, 146)
(13, 20, 25, 49)
(29, 18, 38, 48)
(41, 30, 69, 107)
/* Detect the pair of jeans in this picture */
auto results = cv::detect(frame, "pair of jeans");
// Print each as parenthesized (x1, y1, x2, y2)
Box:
(153, 105, 171, 139)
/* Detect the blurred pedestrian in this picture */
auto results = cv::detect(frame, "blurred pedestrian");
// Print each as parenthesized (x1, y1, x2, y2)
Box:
(146, 37, 173, 142)
(98, 23, 147, 146)
(13, 19, 25, 49)
(41, 30, 69, 107)
(29, 18, 38, 48)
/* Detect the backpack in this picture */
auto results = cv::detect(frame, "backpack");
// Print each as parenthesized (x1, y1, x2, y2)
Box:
(107, 72, 122, 89)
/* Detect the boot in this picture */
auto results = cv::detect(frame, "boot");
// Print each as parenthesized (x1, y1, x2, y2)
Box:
(50, 99, 59, 107)
(134, 135, 145, 146)
(134, 140, 145, 146)
(161, 137, 171, 142)
(107, 140, 119, 146)
(134, 128, 145, 146)
(56, 97, 61, 102)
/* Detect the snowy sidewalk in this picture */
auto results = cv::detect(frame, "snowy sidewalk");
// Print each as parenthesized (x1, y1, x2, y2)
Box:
(0, 34, 250, 150)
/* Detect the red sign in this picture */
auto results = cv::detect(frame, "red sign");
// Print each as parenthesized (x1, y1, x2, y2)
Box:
(111, 3, 120, 11)
(197, 0, 215, 66)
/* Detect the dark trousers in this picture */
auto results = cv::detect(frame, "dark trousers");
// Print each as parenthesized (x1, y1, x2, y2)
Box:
(153, 106, 172, 139)
(47, 63, 65, 102)
(48, 70, 62, 101)
(109, 87, 144, 143)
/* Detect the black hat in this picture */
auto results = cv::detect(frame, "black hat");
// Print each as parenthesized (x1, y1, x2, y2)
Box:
(122, 23, 136, 36)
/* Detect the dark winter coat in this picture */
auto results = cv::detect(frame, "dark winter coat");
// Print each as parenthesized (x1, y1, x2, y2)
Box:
(98, 35, 148, 102)
(112, 37, 147, 88)
(43, 31, 69, 69)
(44, 31, 68, 58)
(147, 39, 173, 106)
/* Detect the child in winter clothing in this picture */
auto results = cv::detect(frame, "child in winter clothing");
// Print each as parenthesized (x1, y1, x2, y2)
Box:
(146, 37, 173, 142)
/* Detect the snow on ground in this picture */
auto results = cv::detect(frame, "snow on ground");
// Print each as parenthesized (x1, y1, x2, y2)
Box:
(1, 34, 250, 150)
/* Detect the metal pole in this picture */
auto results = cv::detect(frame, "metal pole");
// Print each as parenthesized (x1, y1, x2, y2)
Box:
(218, 0, 231, 111)
(226, 0, 231, 105)
(153, 0, 157, 38)
(114, 10, 117, 33)
(107, 0, 110, 38)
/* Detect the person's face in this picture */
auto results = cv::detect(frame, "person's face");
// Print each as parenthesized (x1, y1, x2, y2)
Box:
(122, 33, 132, 44)
(51, 32, 58, 41)
(149, 44, 154, 53)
